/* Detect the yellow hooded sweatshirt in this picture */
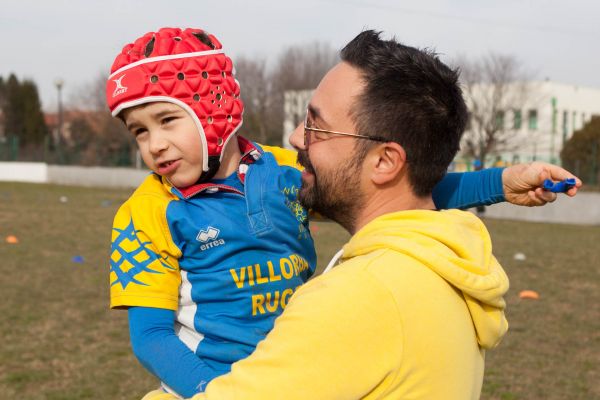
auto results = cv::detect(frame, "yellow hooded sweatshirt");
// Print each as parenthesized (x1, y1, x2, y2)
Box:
(192, 209, 509, 400)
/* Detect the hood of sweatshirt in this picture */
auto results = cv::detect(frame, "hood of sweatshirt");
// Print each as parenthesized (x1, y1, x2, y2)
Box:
(341, 209, 509, 349)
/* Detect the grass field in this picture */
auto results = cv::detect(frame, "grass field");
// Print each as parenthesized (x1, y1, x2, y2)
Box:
(0, 182, 598, 400)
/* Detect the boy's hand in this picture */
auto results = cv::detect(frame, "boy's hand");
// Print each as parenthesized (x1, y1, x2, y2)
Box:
(502, 162, 582, 206)
(141, 389, 179, 400)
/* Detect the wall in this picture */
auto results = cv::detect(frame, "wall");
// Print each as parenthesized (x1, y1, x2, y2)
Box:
(0, 162, 149, 188)
(47, 165, 149, 188)
(0, 162, 48, 183)
(482, 192, 600, 226)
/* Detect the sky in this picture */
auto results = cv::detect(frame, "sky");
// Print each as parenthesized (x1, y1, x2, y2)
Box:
(1, 0, 598, 112)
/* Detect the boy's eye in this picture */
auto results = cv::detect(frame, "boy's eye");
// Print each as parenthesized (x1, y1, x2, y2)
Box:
(162, 116, 177, 125)
(133, 128, 147, 136)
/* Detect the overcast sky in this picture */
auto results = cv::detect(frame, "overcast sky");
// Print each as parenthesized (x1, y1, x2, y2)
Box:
(1, 0, 598, 111)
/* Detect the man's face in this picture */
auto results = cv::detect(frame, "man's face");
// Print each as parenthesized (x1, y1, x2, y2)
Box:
(123, 102, 204, 188)
(289, 62, 368, 231)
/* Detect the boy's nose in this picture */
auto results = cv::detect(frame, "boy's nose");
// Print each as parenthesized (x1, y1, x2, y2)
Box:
(288, 123, 306, 150)
(149, 132, 169, 155)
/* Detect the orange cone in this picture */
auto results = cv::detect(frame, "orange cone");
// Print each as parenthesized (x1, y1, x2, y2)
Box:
(519, 290, 540, 300)
(5, 235, 19, 244)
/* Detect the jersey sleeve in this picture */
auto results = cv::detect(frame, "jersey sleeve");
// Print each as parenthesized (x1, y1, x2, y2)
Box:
(109, 194, 182, 310)
(128, 307, 222, 397)
(432, 168, 506, 210)
(259, 144, 302, 170)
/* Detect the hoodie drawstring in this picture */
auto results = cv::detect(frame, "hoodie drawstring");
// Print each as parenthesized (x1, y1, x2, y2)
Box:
(323, 249, 344, 274)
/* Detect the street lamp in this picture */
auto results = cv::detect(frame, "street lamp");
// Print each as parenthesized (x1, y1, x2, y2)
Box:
(54, 78, 64, 148)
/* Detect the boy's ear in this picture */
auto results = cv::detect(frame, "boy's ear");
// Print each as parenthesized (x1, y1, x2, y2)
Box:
(369, 142, 407, 185)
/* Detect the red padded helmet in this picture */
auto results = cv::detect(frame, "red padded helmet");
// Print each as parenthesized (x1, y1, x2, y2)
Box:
(106, 27, 244, 180)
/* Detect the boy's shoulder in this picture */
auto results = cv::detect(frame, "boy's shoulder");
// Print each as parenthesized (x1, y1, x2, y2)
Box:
(122, 173, 178, 209)
(257, 144, 301, 170)
(113, 174, 179, 233)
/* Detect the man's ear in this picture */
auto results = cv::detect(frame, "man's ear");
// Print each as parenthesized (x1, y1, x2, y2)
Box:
(369, 142, 407, 185)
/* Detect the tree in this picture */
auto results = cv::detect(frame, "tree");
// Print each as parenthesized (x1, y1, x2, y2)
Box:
(561, 116, 600, 185)
(230, 42, 337, 146)
(234, 56, 272, 144)
(268, 42, 338, 146)
(0, 76, 6, 111)
(70, 71, 108, 112)
(68, 72, 133, 166)
(20, 80, 48, 145)
(1, 74, 48, 148)
(456, 53, 537, 166)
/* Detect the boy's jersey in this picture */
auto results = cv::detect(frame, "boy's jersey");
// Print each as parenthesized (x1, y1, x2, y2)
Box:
(109, 138, 316, 372)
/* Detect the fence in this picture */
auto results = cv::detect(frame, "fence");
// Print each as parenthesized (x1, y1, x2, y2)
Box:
(0, 135, 135, 167)
(0, 161, 598, 225)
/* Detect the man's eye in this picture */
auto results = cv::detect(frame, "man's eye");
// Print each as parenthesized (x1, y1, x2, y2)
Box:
(314, 130, 330, 141)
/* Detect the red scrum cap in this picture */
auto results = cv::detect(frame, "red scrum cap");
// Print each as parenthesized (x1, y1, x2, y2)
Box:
(106, 27, 244, 181)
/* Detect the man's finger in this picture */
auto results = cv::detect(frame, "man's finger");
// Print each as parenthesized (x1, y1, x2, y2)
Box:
(541, 164, 581, 185)
(534, 187, 557, 203)
(566, 186, 579, 197)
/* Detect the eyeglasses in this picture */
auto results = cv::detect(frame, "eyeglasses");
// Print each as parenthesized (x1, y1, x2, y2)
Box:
(303, 110, 387, 149)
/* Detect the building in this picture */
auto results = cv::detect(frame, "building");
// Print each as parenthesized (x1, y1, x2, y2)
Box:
(282, 90, 313, 149)
(461, 81, 600, 166)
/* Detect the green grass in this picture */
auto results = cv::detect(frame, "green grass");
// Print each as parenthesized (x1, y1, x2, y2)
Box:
(0, 182, 598, 399)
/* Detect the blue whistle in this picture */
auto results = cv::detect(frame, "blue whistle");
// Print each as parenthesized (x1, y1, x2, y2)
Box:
(542, 178, 576, 193)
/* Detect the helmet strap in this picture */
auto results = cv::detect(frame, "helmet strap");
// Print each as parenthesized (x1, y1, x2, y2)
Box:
(196, 155, 221, 184)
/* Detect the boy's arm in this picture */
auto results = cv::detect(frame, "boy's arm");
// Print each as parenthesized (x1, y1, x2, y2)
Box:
(129, 307, 221, 397)
(110, 194, 182, 310)
(432, 168, 505, 209)
(110, 191, 204, 396)
(432, 162, 581, 210)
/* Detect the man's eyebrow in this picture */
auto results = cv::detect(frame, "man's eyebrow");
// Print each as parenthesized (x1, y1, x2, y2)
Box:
(307, 104, 330, 128)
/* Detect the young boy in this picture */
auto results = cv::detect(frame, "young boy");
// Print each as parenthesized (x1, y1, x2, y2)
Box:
(106, 27, 527, 398)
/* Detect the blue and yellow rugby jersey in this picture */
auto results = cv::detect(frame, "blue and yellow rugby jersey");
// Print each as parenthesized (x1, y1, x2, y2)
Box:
(110, 137, 315, 370)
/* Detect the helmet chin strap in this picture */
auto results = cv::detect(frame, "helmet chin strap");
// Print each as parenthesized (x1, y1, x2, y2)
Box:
(196, 155, 221, 184)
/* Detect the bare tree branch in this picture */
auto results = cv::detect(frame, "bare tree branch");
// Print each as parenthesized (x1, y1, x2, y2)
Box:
(453, 53, 539, 166)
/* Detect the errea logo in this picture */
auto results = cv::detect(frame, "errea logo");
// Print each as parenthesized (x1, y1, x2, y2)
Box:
(196, 226, 225, 251)
(112, 74, 128, 98)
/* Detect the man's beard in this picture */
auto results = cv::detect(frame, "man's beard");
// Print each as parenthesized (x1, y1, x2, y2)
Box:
(297, 149, 365, 232)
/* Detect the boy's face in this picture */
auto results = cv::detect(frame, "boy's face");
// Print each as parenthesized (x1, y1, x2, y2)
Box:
(123, 102, 203, 188)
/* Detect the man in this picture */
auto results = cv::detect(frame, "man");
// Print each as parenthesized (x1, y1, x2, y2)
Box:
(148, 30, 579, 400)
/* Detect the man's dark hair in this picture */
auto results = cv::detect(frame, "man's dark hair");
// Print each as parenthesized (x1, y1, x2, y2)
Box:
(341, 30, 467, 197)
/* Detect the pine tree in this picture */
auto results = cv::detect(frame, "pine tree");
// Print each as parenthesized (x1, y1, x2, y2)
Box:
(561, 116, 600, 185)
(20, 79, 47, 145)
(3, 74, 23, 139)
(0, 76, 6, 108)
(1, 74, 48, 147)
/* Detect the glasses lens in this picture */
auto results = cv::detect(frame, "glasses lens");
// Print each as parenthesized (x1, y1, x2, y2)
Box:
(304, 113, 310, 148)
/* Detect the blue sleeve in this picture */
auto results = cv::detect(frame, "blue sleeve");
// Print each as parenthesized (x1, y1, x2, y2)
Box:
(432, 168, 506, 210)
(128, 307, 222, 397)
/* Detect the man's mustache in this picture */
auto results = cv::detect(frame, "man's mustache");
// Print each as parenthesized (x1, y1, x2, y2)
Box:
(297, 150, 315, 174)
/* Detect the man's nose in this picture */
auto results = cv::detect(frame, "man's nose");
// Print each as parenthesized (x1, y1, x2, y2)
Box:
(289, 123, 306, 150)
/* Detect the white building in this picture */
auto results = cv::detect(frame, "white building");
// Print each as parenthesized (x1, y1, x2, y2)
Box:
(283, 82, 600, 164)
(461, 81, 600, 166)
(283, 90, 313, 149)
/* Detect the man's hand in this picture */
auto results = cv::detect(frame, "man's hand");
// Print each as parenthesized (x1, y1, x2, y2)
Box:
(502, 162, 582, 206)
